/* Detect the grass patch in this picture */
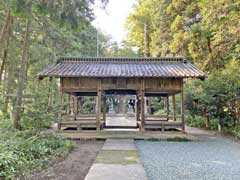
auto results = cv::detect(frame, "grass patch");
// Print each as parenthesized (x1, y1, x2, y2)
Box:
(146, 137, 191, 142)
(166, 137, 191, 142)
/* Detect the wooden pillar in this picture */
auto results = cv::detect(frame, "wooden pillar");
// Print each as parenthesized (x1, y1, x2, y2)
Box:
(144, 97, 148, 114)
(140, 79, 145, 131)
(172, 94, 176, 121)
(48, 77, 53, 108)
(103, 95, 107, 125)
(180, 80, 185, 131)
(96, 79, 102, 131)
(78, 97, 82, 114)
(166, 95, 169, 121)
(69, 94, 74, 115)
(57, 78, 63, 130)
(148, 97, 151, 114)
(73, 95, 78, 115)
(135, 93, 140, 122)
(67, 94, 70, 114)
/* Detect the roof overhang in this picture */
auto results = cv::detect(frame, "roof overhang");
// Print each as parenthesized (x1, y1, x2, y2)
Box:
(38, 57, 206, 80)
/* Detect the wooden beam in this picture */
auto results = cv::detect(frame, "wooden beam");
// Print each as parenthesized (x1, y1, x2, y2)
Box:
(180, 80, 185, 131)
(172, 94, 176, 121)
(96, 79, 102, 131)
(140, 79, 145, 131)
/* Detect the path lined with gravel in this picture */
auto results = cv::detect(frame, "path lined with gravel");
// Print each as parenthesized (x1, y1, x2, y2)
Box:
(136, 129, 240, 180)
(85, 139, 147, 180)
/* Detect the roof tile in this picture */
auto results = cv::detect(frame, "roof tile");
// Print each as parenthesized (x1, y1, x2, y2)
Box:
(38, 57, 205, 78)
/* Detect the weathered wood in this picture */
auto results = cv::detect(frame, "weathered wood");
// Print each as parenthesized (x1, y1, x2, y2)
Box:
(58, 79, 63, 130)
(140, 79, 145, 131)
(180, 80, 185, 131)
(172, 94, 176, 121)
(135, 94, 140, 123)
(73, 96, 78, 115)
(61, 77, 181, 93)
(146, 114, 180, 118)
(96, 79, 102, 131)
(103, 95, 107, 124)
(67, 94, 70, 114)
(59, 76, 185, 131)
(47, 77, 53, 108)
(144, 121, 182, 131)
(166, 96, 169, 121)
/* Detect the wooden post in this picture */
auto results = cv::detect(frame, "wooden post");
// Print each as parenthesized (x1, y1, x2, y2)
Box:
(166, 95, 169, 121)
(135, 92, 140, 125)
(57, 78, 63, 130)
(172, 94, 176, 121)
(74, 95, 78, 115)
(180, 80, 185, 132)
(140, 79, 145, 131)
(67, 94, 70, 114)
(148, 97, 151, 114)
(103, 95, 107, 126)
(96, 79, 102, 131)
(47, 77, 53, 108)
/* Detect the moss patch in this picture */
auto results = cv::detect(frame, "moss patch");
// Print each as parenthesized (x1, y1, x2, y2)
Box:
(166, 137, 191, 142)
(95, 150, 139, 165)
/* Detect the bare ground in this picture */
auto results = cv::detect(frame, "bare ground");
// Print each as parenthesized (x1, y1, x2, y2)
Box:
(28, 140, 104, 180)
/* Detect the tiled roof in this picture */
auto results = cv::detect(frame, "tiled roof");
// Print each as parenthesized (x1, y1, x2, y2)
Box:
(38, 57, 205, 79)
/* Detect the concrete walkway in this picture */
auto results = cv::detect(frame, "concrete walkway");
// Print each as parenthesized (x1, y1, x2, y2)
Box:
(84, 139, 147, 180)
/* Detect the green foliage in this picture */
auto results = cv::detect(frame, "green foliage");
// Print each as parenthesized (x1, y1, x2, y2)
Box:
(126, 0, 240, 68)
(0, 1, 113, 178)
(126, 0, 239, 134)
(231, 125, 240, 138)
(185, 115, 206, 128)
(185, 115, 218, 130)
(185, 59, 240, 131)
(0, 129, 74, 179)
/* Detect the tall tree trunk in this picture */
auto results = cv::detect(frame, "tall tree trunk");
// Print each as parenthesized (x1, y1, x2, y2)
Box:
(144, 22, 150, 57)
(0, 16, 11, 85)
(13, 19, 30, 129)
(207, 37, 215, 68)
(0, 9, 11, 44)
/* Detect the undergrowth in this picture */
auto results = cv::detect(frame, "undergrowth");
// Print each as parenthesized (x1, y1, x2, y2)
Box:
(0, 120, 74, 180)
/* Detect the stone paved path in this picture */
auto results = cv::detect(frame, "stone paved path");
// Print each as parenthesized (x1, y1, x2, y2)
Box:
(84, 139, 147, 180)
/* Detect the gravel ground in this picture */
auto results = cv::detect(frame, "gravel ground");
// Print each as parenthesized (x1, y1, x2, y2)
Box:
(136, 135, 240, 180)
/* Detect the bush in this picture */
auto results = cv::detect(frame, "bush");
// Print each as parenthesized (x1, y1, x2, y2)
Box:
(185, 115, 218, 130)
(0, 130, 74, 179)
(184, 59, 240, 131)
(223, 125, 240, 139)
(185, 115, 206, 128)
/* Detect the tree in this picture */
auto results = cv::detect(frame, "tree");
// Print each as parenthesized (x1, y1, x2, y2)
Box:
(0, 0, 109, 129)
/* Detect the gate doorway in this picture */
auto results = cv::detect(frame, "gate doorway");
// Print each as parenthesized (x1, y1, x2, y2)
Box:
(104, 89, 137, 129)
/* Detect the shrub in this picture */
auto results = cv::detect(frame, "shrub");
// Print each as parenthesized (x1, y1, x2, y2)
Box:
(185, 115, 206, 128)
(0, 130, 74, 179)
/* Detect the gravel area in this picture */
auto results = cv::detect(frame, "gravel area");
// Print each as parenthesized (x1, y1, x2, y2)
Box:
(136, 136, 240, 180)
